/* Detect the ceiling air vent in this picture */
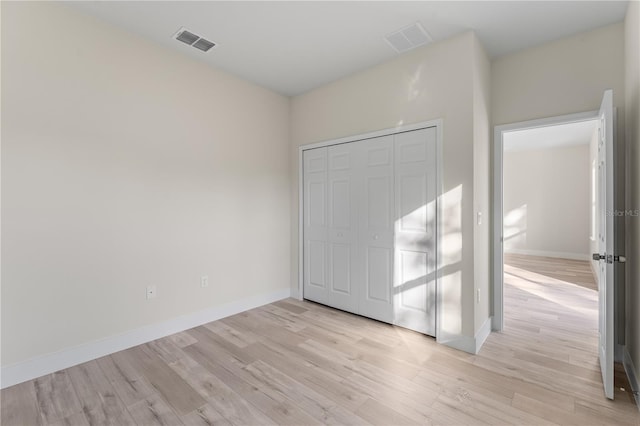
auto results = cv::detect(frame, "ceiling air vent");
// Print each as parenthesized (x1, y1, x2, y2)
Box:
(385, 22, 432, 54)
(173, 27, 216, 52)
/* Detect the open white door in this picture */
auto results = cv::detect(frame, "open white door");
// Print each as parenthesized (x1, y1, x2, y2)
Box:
(593, 89, 615, 399)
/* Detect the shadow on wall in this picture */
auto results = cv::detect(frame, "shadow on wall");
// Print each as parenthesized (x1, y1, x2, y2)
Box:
(440, 184, 463, 336)
(504, 204, 528, 251)
(391, 184, 463, 335)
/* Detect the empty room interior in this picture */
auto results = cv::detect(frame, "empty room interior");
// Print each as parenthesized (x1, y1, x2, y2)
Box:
(1, 1, 640, 425)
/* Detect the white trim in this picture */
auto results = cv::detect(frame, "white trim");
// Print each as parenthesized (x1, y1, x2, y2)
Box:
(440, 335, 476, 354)
(1, 287, 291, 389)
(623, 346, 640, 411)
(492, 110, 599, 332)
(299, 120, 442, 152)
(297, 119, 443, 306)
(504, 249, 590, 261)
(493, 121, 504, 332)
(439, 316, 492, 355)
(475, 316, 493, 354)
(434, 121, 444, 344)
(297, 145, 305, 301)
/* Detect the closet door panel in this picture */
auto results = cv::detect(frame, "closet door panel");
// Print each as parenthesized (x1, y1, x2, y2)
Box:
(303, 148, 329, 304)
(393, 128, 437, 336)
(399, 250, 428, 312)
(357, 136, 394, 323)
(366, 246, 393, 302)
(366, 176, 392, 229)
(329, 244, 351, 294)
(327, 144, 359, 312)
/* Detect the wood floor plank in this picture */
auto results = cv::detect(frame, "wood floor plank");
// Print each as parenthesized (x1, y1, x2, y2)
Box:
(244, 341, 369, 412)
(2, 257, 639, 425)
(418, 370, 556, 426)
(1, 381, 42, 426)
(96, 353, 155, 407)
(33, 371, 82, 424)
(123, 345, 205, 416)
(155, 339, 276, 426)
(166, 331, 198, 348)
(48, 412, 90, 426)
(67, 360, 136, 426)
(187, 326, 257, 365)
(180, 404, 231, 426)
(203, 320, 258, 348)
(353, 397, 419, 426)
(127, 393, 183, 426)
(272, 299, 309, 314)
(184, 340, 322, 426)
(244, 360, 371, 426)
(298, 325, 423, 380)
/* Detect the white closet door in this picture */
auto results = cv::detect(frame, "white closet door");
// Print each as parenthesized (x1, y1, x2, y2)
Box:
(303, 147, 329, 304)
(393, 128, 437, 336)
(357, 135, 395, 323)
(327, 144, 359, 312)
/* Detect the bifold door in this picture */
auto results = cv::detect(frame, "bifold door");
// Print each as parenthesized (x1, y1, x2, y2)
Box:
(303, 127, 437, 336)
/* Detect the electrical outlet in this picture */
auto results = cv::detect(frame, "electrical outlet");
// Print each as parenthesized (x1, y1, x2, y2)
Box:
(477, 288, 481, 303)
(146, 285, 157, 300)
(201, 275, 209, 288)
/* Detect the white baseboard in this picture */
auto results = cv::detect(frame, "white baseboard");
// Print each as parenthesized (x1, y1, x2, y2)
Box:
(504, 248, 590, 261)
(475, 316, 493, 354)
(439, 334, 476, 354)
(623, 346, 640, 411)
(290, 286, 302, 300)
(1, 287, 291, 389)
(439, 316, 493, 355)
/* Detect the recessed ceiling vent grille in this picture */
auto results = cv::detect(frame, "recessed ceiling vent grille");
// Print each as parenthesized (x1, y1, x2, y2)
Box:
(385, 23, 432, 54)
(174, 27, 216, 52)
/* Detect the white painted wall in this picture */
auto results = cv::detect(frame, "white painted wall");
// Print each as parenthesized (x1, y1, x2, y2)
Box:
(291, 32, 492, 347)
(624, 0, 640, 390)
(1, 2, 291, 367)
(503, 145, 591, 259)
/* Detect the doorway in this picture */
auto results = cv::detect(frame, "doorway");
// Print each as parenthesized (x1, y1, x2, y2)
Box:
(492, 91, 629, 400)
(492, 110, 621, 393)
(492, 110, 599, 330)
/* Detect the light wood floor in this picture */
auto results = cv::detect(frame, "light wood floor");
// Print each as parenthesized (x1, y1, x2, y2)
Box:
(2, 256, 639, 425)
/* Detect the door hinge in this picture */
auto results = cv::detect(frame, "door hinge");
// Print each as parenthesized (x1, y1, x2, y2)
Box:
(614, 255, 627, 263)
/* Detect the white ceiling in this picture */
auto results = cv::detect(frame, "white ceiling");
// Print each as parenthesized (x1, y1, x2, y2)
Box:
(504, 120, 598, 152)
(67, 1, 629, 96)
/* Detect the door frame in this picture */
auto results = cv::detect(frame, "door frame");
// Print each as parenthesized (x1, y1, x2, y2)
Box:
(298, 119, 443, 335)
(492, 110, 599, 331)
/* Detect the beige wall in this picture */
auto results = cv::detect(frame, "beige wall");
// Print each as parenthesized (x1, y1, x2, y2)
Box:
(492, 23, 625, 126)
(291, 32, 491, 344)
(472, 36, 492, 332)
(624, 0, 640, 384)
(503, 145, 591, 258)
(1, 2, 290, 366)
